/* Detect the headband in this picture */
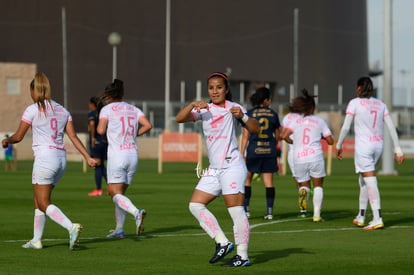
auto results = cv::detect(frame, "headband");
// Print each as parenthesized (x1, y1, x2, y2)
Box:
(207, 72, 228, 81)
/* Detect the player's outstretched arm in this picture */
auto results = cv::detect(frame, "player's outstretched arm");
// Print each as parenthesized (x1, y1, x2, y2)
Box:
(65, 120, 97, 168)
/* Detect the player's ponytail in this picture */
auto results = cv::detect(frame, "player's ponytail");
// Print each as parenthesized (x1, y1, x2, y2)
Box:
(357, 76, 374, 98)
(30, 72, 52, 115)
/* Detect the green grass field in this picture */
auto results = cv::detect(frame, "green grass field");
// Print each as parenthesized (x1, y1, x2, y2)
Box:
(1, 158, 413, 274)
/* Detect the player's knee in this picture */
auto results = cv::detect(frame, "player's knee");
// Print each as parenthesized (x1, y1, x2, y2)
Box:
(189, 202, 205, 216)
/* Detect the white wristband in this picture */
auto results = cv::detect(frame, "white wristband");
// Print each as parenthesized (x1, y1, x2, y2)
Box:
(395, 146, 403, 157)
(241, 114, 249, 123)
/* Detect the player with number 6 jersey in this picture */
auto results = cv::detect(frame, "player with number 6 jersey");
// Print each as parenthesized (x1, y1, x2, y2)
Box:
(280, 89, 334, 222)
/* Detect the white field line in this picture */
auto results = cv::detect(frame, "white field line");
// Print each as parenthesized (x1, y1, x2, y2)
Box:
(2, 214, 412, 244)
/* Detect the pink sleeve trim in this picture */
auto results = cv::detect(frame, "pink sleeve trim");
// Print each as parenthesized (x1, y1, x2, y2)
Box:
(21, 118, 32, 125)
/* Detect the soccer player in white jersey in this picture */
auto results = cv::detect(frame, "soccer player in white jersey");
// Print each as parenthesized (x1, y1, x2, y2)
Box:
(176, 72, 259, 267)
(1, 72, 97, 250)
(280, 89, 334, 222)
(280, 112, 303, 214)
(97, 79, 152, 238)
(336, 76, 404, 230)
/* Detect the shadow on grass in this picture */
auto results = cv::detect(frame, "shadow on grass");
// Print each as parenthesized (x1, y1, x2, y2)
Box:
(251, 210, 355, 221)
(41, 236, 131, 250)
(384, 216, 414, 227)
(319, 210, 355, 221)
(57, 225, 203, 248)
(251, 247, 313, 264)
(144, 225, 200, 235)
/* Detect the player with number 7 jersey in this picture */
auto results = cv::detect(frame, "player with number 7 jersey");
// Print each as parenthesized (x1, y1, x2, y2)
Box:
(336, 76, 404, 231)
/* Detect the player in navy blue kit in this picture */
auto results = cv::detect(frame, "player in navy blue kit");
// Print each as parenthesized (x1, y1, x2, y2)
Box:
(87, 96, 108, 196)
(240, 87, 281, 220)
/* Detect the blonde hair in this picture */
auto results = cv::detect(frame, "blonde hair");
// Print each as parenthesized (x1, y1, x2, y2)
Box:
(30, 72, 52, 113)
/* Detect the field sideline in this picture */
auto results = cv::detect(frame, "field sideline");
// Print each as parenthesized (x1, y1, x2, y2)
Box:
(1, 159, 413, 274)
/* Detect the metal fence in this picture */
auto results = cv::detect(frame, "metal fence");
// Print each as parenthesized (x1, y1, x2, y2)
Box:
(128, 100, 414, 139)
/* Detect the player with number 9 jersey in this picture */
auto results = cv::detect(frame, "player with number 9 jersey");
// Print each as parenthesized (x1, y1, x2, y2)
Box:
(22, 100, 70, 158)
(1, 72, 97, 250)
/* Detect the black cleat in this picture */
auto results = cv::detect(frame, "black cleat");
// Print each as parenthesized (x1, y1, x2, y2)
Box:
(222, 255, 251, 267)
(209, 242, 234, 263)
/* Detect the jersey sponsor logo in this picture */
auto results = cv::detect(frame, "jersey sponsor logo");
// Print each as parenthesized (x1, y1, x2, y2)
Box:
(255, 147, 272, 154)
(297, 148, 315, 158)
(211, 115, 224, 128)
(369, 135, 383, 142)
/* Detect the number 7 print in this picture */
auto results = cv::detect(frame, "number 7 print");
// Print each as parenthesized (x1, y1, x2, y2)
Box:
(370, 109, 377, 128)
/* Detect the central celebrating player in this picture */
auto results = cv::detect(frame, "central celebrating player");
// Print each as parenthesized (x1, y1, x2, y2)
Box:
(97, 79, 152, 238)
(176, 72, 259, 267)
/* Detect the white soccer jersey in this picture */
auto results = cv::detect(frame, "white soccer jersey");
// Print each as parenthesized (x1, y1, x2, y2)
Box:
(99, 102, 144, 157)
(281, 112, 302, 128)
(191, 100, 246, 169)
(21, 100, 71, 157)
(285, 115, 332, 164)
(346, 97, 388, 153)
(281, 112, 302, 175)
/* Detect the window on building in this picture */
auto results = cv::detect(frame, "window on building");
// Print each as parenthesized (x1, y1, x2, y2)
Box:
(7, 77, 20, 95)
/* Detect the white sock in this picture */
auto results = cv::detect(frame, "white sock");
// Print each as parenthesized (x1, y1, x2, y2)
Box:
(312, 187, 323, 218)
(115, 204, 126, 232)
(358, 175, 368, 217)
(189, 202, 228, 244)
(364, 176, 381, 220)
(45, 204, 73, 231)
(112, 194, 139, 217)
(32, 209, 46, 242)
(228, 206, 249, 260)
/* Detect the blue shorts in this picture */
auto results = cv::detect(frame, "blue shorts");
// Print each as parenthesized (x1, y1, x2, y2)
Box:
(246, 157, 278, 173)
(90, 141, 108, 160)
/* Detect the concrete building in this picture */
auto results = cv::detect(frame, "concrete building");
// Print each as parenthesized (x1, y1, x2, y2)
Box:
(0, 0, 368, 132)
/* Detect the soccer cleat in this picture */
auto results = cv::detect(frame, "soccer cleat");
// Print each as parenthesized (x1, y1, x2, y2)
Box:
(209, 242, 234, 264)
(222, 255, 251, 267)
(298, 211, 307, 218)
(298, 188, 307, 212)
(88, 189, 103, 196)
(352, 216, 365, 227)
(363, 219, 384, 231)
(313, 216, 323, 223)
(135, 209, 146, 235)
(22, 240, 42, 249)
(252, 173, 261, 181)
(263, 214, 273, 220)
(106, 230, 125, 239)
(69, 223, 82, 250)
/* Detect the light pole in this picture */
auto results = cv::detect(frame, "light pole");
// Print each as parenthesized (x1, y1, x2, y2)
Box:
(108, 32, 122, 80)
